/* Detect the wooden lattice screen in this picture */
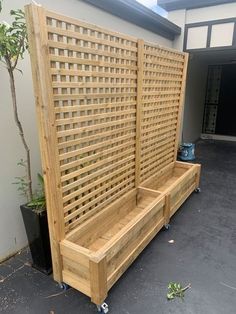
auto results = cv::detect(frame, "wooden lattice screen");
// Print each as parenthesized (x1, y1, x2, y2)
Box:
(139, 43, 188, 182)
(25, 4, 188, 271)
(47, 13, 138, 234)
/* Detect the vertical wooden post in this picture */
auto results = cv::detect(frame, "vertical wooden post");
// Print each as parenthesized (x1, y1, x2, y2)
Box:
(25, 4, 65, 282)
(90, 254, 108, 305)
(164, 193, 171, 225)
(135, 39, 144, 189)
(195, 164, 201, 188)
(174, 53, 189, 160)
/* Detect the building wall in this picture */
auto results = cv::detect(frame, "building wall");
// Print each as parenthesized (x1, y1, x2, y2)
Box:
(168, 3, 236, 142)
(169, 9, 186, 50)
(168, 3, 236, 51)
(186, 2, 236, 23)
(168, 2, 236, 25)
(183, 58, 208, 142)
(0, 0, 173, 261)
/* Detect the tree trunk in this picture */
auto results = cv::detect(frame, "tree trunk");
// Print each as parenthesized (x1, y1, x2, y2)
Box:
(7, 64, 33, 201)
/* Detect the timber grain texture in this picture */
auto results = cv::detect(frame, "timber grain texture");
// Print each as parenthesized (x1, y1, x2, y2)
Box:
(25, 3, 201, 306)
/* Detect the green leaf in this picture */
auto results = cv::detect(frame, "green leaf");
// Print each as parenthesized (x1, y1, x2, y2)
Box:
(167, 281, 188, 301)
(0, 4, 28, 67)
(167, 293, 174, 300)
(37, 173, 44, 185)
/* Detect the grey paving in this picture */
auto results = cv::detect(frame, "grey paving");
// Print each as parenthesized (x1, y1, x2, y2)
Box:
(0, 140, 236, 314)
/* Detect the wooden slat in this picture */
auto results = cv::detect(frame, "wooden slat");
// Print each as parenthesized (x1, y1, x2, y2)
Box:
(60, 144, 135, 173)
(46, 10, 138, 42)
(58, 125, 135, 150)
(50, 68, 137, 79)
(53, 92, 137, 101)
(90, 254, 108, 304)
(60, 240, 90, 267)
(61, 150, 134, 185)
(97, 196, 164, 260)
(52, 82, 137, 88)
(64, 185, 133, 233)
(64, 176, 134, 221)
(107, 217, 164, 290)
(57, 117, 136, 138)
(106, 208, 163, 277)
(48, 40, 137, 61)
(66, 189, 136, 242)
(61, 154, 134, 186)
(55, 101, 136, 114)
(135, 39, 144, 188)
(25, 4, 65, 283)
(46, 25, 138, 52)
(174, 53, 189, 159)
(62, 269, 90, 297)
(164, 193, 171, 226)
(63, 167, 134, 204)
(59, 133, 135, 162)
(50, 55, 137, 70)
(56, 110, 136, 126)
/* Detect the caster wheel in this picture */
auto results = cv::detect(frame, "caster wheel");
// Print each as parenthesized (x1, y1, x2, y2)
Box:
(195, 187, 201, 193)
(59, 282, 70, 291)
(97, 302, 109, 313)
(164, 223, 170, 230)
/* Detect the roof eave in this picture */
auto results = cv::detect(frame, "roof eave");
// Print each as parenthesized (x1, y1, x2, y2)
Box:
(158, 0, 236, 11)
(81, 0, 181, 40)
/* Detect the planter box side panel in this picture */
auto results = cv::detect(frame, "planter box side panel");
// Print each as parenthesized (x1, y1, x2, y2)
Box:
(169, 165, 200, 216)
(60, 240, 91, 297)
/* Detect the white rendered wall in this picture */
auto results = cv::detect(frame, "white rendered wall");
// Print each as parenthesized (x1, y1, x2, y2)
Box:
(0, 0, 173, 261)
(186, 2, 236, 23)
(183, 57, 208, 142)
(168, 9, 186, 50)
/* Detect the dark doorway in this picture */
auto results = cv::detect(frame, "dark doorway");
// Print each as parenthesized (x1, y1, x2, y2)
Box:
(216, 64, 236, 136)
(203, 64, 236, 136)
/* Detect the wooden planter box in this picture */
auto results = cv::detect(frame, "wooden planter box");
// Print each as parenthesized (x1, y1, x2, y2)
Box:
(25, 4, 201, 311)
(58, 162, 200, 305)
(141, 161, 201, 222)
(60, 188, 165, 304)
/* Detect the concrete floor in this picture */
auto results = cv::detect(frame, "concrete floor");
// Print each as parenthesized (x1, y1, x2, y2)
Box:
(1, 140, 236, 314)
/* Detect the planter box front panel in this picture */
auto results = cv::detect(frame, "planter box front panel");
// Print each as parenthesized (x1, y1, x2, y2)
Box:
(60, 188, 165, 302)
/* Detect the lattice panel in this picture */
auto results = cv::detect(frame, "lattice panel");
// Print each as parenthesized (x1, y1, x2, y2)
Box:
(44, 11, 138, 233)
(140, 43, 186, 182)
(27, 5, 188, 240)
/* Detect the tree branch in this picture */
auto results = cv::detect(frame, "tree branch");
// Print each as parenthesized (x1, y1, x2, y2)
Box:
(5, 57, 33, 201)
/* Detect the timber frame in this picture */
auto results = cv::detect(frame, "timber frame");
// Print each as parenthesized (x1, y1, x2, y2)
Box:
(25, 3, 201, 308)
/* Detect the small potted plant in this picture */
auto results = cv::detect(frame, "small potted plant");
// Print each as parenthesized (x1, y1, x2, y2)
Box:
(15, 163, 52, 274)
(0, 1, 51, 274)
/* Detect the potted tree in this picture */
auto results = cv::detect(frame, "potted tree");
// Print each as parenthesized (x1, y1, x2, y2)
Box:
(0, 1, 52, 274)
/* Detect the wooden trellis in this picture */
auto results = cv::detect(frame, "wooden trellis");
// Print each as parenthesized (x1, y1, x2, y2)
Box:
(140, 42, 187, 182)
(25, 4, 201, 310)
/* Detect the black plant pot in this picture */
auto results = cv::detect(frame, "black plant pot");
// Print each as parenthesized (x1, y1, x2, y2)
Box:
(20, 204, 52, 275)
